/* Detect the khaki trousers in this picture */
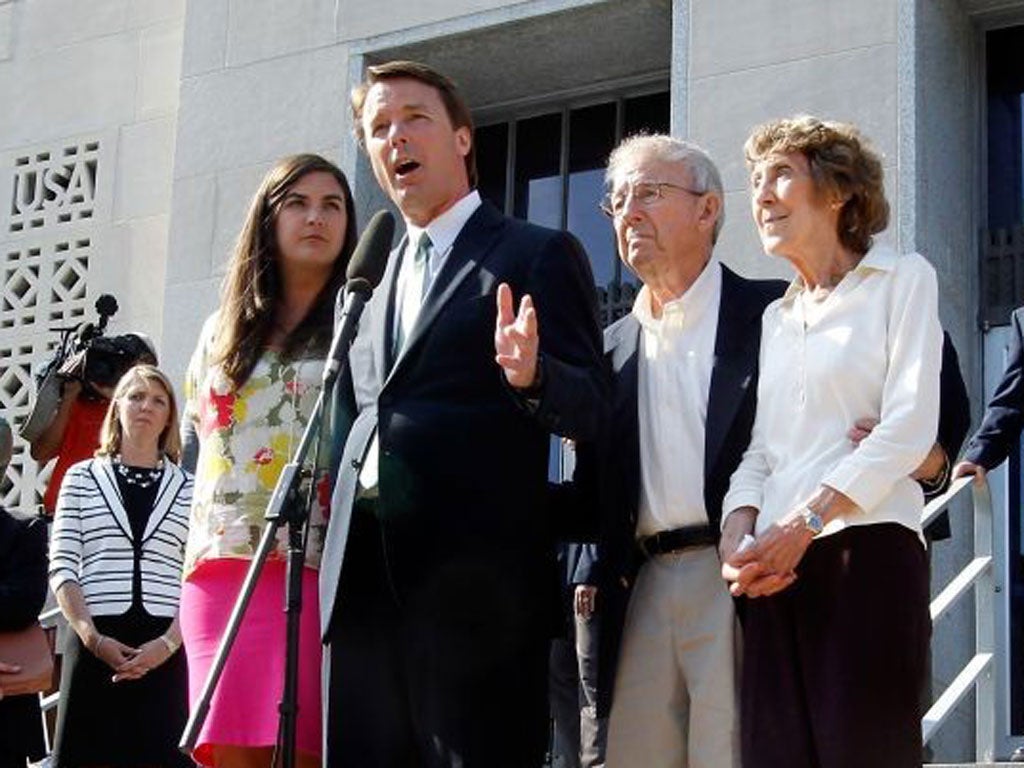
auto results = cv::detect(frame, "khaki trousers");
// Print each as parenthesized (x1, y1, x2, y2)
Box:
(606, 545, 738, 768)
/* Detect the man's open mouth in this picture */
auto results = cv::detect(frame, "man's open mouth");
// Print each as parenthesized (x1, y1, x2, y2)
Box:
(395, 159, 420, 177)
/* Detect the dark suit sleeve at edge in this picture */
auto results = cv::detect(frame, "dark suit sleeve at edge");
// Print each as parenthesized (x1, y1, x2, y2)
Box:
(923, 333, 971, 540)
(0, 513, 48, 631)
(511, 230, 610, 442)
(937, 333, 971, 464)
(546, 424, 607, 543)
(964, 308, 1024, 470)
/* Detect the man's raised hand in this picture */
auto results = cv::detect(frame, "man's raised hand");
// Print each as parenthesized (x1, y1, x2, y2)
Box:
(495, 282, 540, 389)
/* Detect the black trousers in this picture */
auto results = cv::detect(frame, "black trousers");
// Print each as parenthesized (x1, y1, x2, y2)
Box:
(741, 523, 931, 768)
(324, 502, 550, 768)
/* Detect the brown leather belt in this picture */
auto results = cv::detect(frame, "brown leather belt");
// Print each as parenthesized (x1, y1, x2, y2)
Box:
(636, 524, 716, 560)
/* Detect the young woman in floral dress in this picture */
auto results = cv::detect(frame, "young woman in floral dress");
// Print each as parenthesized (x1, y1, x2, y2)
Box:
(179, 154, 358, 768)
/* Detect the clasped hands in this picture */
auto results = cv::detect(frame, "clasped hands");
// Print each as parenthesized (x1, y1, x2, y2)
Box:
(721, 418, 952, 597)
(89, 631, 174, 683)
(719, 507, 811, 598)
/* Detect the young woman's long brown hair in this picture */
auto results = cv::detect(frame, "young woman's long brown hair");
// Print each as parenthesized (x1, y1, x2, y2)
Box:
(212, 154, 358, 389)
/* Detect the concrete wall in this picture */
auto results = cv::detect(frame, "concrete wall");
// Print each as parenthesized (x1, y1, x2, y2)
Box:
(0, 0, 183, 342)
(685, 0, 899, 279)
(162, 0, 352, 389)
(0, 0, 183, 509)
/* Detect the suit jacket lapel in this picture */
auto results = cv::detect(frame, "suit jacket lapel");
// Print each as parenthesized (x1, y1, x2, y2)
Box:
(140, 464, 186, 543)
(705, 266, 763, 485)
(608, 317, 641, 518)
(385, 202, 504, 388)
(90, 458, 133, 543)
(378, 237, 405, 378)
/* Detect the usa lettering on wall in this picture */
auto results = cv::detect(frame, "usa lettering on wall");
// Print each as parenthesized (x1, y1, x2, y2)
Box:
(8, 142, 99, 233)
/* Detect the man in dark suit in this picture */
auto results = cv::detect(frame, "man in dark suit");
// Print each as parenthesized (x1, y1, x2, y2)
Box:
(318, 60, 607, 768)
(956, 307, 1024, 479)
(954, 308, 1023, 768)
(0, 417, 49, 766)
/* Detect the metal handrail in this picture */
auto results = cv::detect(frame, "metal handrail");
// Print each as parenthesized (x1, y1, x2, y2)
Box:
(920, 475, 995, 762)
(35, 607, 63, 725)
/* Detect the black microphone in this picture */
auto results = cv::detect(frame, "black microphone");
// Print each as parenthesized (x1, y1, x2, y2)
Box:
(346, 210, 393, 286)
(323, 210, 395, 385)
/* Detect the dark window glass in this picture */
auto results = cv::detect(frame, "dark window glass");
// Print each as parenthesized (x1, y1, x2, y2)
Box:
(983, 27, 1024, 327)
(624, 92, 670, 138)
(987, 24, 1024, 734)
(514, 113, 562, 228)
(475, 89, 668, 327)
(476, 123, 508, 212)
(568, 103, 618, 290)
(987, 26, 1024, 231)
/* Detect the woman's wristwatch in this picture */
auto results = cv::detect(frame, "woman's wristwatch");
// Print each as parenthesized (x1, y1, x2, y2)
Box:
(799, 506, 824, 536)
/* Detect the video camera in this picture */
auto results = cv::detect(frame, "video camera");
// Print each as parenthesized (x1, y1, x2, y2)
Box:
(19, 294, 156, 442)
(52, 295, 155, 389)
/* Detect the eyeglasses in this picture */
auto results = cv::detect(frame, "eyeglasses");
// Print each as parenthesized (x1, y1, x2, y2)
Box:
(599, 181, 705, 219)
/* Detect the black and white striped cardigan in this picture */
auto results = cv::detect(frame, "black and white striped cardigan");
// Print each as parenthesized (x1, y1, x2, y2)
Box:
(48, 456, 192, 617)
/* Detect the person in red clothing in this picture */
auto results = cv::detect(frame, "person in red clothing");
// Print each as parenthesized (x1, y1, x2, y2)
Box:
(32, 381, 112, 515)
(30, 334, 157, 516)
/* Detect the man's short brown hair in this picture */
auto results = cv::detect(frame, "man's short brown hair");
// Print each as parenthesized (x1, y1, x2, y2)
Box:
(351, 60, 478, 188)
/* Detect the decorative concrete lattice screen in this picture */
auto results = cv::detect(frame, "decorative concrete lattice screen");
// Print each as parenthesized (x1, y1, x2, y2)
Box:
(1, 140, 99, 514)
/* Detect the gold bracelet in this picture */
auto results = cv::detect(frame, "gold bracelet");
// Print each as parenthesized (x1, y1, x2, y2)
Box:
(159, 634, 180, 653)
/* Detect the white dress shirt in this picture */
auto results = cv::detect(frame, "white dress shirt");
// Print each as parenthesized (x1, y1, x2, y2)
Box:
(392, 190, 482, 350)
(722, 246, 942, 540)
(634, 258, 722, 537)
(360, 190, 483, 492)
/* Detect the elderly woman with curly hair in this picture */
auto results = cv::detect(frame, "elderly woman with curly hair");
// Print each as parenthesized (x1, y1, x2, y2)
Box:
(719, 116, 941, 768)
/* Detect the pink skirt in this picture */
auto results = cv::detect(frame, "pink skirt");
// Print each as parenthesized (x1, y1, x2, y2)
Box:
(180, 558, 322, 765)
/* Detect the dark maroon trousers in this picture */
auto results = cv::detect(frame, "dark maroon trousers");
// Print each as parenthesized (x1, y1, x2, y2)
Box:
(741, 523, 931, 768)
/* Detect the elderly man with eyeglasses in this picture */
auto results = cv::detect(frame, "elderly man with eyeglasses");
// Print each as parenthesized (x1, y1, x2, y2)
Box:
(570, 134, 784, 768)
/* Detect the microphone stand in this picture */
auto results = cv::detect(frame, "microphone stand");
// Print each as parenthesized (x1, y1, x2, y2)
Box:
(180, 284, 370, 767)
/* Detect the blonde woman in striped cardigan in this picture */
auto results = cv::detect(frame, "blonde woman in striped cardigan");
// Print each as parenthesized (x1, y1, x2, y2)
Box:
(49, 364, 193, 768)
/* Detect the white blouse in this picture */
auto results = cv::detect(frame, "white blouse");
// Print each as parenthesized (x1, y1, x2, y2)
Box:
(722, 245, 941, 540)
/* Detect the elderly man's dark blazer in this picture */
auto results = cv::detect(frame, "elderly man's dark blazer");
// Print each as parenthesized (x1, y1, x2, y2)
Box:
(579, 265, 786, 716)
(319, 198, 608, 643)
(963, 307, 1024, 471)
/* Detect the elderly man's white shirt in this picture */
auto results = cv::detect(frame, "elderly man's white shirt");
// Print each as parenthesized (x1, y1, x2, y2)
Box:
(634, 257, 722, 537)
